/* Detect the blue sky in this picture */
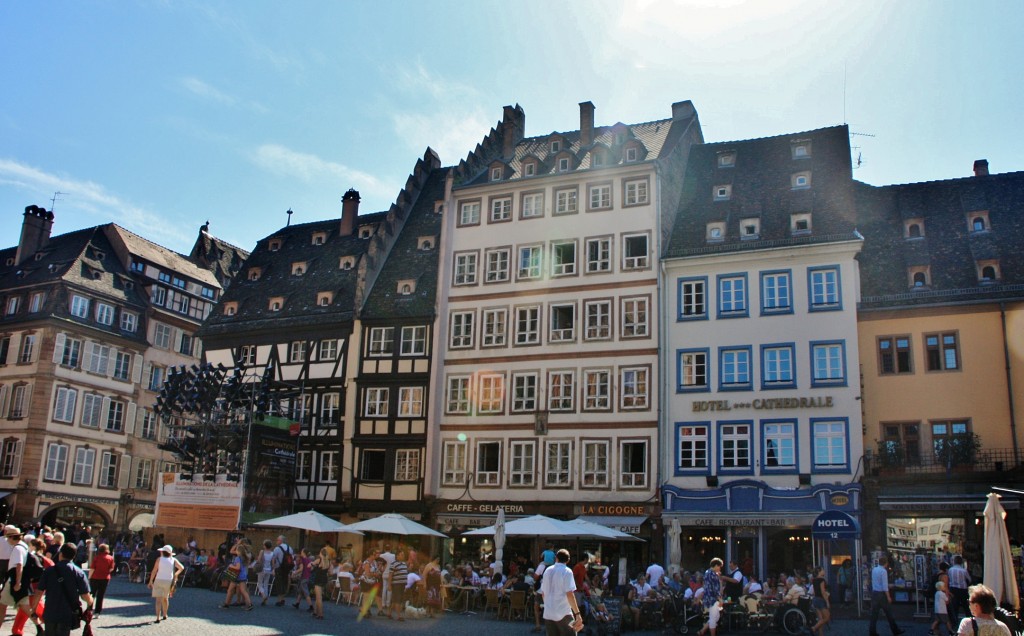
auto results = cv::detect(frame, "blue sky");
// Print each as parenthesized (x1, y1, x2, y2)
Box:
(2, 0, 1022, 255)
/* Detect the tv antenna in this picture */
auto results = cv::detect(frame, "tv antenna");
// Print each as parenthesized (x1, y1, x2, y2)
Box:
(849, 131, 875, 170)
(286, 208, 293, 226)
(49, 191, 66, 212)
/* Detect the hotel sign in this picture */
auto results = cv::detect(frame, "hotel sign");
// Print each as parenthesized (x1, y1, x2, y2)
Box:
(693, 396, 834, 413)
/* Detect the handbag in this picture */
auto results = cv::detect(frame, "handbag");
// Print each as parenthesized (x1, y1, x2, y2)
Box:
(224, 563, 241, 582)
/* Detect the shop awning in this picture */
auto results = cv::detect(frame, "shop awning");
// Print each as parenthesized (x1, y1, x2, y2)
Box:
(0, 491, 12, 499)
(879, 493, 1020, 511)
(576, 515, 647, 534)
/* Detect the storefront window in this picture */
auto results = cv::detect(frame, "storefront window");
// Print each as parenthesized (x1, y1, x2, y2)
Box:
(765, 527, 811, 578)
(680, 528, 727, 573)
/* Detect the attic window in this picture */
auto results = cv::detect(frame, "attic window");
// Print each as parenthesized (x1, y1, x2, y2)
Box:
(741, 218, 760, 239)
(91, 270, 102, 280)
(491, 167, 503, 182)
(434, 201, 444, 215)
(268, 239, 282, 252)
(592, 152, 605, 168)
(718, 153, 736, 168)
(550, 140, 561, 153)
(34, 253, 43, 261)
(93, 250, 105, 260)
(48, 264, 58, 273)
(904, 219, 925, 239)
(967, 211, 990, 233)
(791, 213, 812, 235)
(5, 258, 13, 267)
(124, 281, 134, 290)
(706, 222, 726, 243)
(248, 267, 262, 281)
(558, 157, 570, 172)
(977, 260, 1000, 283)
(792, 142, 812, 159)
(269, 297, 284, 312)
(397, 279, 416, 295)
(522, 162, 535, 177)
(339, 256, 356, 271)
(791, 172, 811, 189)
(358, 227, 373, 239)
(908, 266, 930, 289)
(291, 262, 306, 276)
(223, 302, 238, 316)
(317, 292, 334, 306)
(417, 237, 434, 251)
(713, 185, 732, 201)
(625, 147, 638, 162)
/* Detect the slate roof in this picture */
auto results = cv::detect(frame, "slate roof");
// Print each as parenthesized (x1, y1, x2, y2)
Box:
(189, 224, 251, 288)
(109, 224, 221, 288)
(664, 125, 860, 258)
(360, 168, 448, 320)
(856, 170, 1024, 309)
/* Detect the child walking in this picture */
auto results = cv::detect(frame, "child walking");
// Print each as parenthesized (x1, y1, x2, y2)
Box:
(929, 580, 954, 636)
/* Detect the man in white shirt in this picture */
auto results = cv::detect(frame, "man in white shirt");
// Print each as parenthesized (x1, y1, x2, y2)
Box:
(380, 545, 395, 607)
(0, 526, 31, 626)
(0, 524, 12, 581)
(869, 556, 904, 636)
(646, 560, 666, 589)
(539, 549, 583, 635)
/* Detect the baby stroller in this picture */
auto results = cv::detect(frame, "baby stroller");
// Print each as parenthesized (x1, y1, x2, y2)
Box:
(586, 596, 623, 636)
(663, 591, 704, 634)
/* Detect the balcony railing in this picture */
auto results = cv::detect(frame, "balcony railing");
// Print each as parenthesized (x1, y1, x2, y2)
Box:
(866, 446, 1024, 475)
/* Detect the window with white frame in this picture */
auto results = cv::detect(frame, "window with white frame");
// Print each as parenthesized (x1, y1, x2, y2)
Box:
(549, 304, 575, 342)
(134, 458, 154, 489)
(53, 387, 77, 423)
(365, 388, 389, 417)
(678, 278, 707, 319)
(741, 218, 760, 239)
(18, 335, 35, 363)
(395, 449, 420, 481)
(476, 441, 501, 485)
(586, 237, 612, 273)
(88, 343, 110, 374)
(521, 192, 544, 218)
(4, 297, 19, 316)
(706, 222, 726, 242)
(178, 333, 193, 356)
(515, 306, 540, 345)
(589, 184, 611, 210)
(517, 245, 542, 280)
(720, 423, 751, 469)
(761, 271, 792, 313)
(478, 374, 504, 413)
(582, 441, 608, 487)
(288, 341, 306, 363)
(70, 295, 89, 318)
(296, 451, 312, 481)
(762, 345, 796, 388)
(678, 350, 709, 392)
(140, 410, 157, 440)
(60, 337, 82, 367)
(0, 439, 21, 478)
(8, 384, 27, 418)
(809, 267, 840, 309)
(320, 392, 340, 425)
(558, 157, 570, 172)
(791, 172, 811, 189)
(763, 421, 796, 468)
(81, 394, 103, 428)
(98, 451, 118, 488)
(239, 345, 256, 366)
(442, 440, 467, 485)
(319, 451, 338, 482)
(620, 440, 647, 487)
(152, 286, 167, 306)
(792, 142, 811, 159)
(319, 338, 339, 360)
(153, 323, 172, 349)
(453, 252, 478, 286)
(481, 308, 507, 347)
(677, 425, 708, 470)
(791, 212, 813, 235)
(44, 443, 69, 482)
(545, 440, 571, 486)
(485, 248, 510, 283)
(584, 300, 611, 340)
(718, 275, 747, 316)
(511, 372, 538, 412)
(714, 184, 732, 201)
(718, 152, 736, 168)
(548, 371, 574, 411)
(812, 420, 847, 469)
(622, 234, 648, 269)
(621, 367, 648, 409)
(625, 147, 639, 163)
(446, 376, 470, 414)
(555, 188, 578, 215)
(509, 441, 535, 486)
(624, 178, 648, 205)
(113, 351, 131, 381)
(449, 311, 474, 349)
(368, 327, 394, 356)
(105, 400, 125, 432)
(400, 326, 426, 356)
(490, 167, 502, 182)
(720, 347, 752, 390)
(95, 303, 114, 325)
(811, 342, 846, 386)
(120, 311, 138, 333)
(398, 387, 423, 417)
(584, 369, 611, 410)
(621, 297, 648, 338)
(551, 241, 576, 276)
(72, 447, 95, 485)
(523, 162, 536, 177)
(490, 197, 511, 222)
(459, 201, 480, 226)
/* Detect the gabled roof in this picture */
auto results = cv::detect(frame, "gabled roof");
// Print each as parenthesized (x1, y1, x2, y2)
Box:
(107, 224, 221, 288)
(664, 125, 860, 258)
(856, 170, 1024, 309)
(189, 224, 251, 288)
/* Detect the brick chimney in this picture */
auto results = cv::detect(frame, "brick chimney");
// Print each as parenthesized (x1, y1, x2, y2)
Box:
(580, 101, 595, 147)
(16, 205, 54, 265)
(501, 104, 525, 161)
(973, 159, 989, 177)
(341, 189, 360, 236)
(671, 100, 695, 121)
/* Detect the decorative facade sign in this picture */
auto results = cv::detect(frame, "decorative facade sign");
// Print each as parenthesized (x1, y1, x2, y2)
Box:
(692, 396, 835, 412)
(442, 502, 529, 515)
(811, 510, 860, 540)
(574, 504, 653, 516)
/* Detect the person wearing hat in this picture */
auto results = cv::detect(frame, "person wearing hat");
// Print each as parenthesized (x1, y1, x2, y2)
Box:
(38, 543, 93, 636)
(0, 526, 32, 627)
(147, 544, 184, 623)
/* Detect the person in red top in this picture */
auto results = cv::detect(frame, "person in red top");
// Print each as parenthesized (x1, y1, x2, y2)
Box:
(89, 544, 116, 614)
(572, 557, 588, 589)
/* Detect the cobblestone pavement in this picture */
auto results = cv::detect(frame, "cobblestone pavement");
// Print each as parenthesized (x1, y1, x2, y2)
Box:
(0, 576, 944, 635)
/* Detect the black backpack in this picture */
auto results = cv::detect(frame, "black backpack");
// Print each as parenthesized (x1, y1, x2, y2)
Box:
(279, 545, 293, 569)
(20, 546, 45, 584)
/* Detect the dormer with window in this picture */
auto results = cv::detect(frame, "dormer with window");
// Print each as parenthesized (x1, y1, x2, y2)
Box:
(339, 256, 357, 271)
(908, 266, 931, 289)
(967, 210, 991, 233)
(521, 155, 540, 178)
(291, 261, 307, 276)
(397, 279, 416, 295)
(610, 122, 630, 147)
(977, 260, 1001, 284)
(311, 231, 327, 246)
(622, 139, 646, 163)
(791, 172, 812, 189)
(713, 184, 732, 201)
(358, 226, 374, 239)
(904, 218, 925, 239)
(790, 212, 812, 235)
(434, 201, 444, 215)
(223, 301, 239, 316)
(488, 161, 508, 182)
(268, 238, 282, 252)
(316, 291, 334, 306)
(740, 217, 760, 240)
(706, 222, 726, 243)
(247, 266, 263, 281)
(549, 135, 566, 154)
(553, 151, 575, 173)
(718, 152, 737, 168)
(417, 236, 435, 251)
(791, 140, 812, 159)
(268, 297, 284, 312)
(590, 144, 609, 169)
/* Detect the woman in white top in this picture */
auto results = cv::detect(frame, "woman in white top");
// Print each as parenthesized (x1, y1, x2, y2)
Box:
(255, 540, 275, 605)
(957, 584, 1011, 636)
(147, 545, 184, 623)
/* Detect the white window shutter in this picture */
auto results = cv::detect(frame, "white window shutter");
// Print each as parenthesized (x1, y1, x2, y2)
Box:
(0, 385, 8, 417)
(52, 333, 66, 364)
(12, 440, 21, 477)
(86, 342, 96, 367)
(172, 328, 181, 352)
(141, 362, 152, 388)
(102, 396, 112, 428)
(105, 350, 115, 377)
(22, 384, 32, 414)
(126, 402, 137, 436)
(118, 453, 132, 489)
(131, 354, 143, 384)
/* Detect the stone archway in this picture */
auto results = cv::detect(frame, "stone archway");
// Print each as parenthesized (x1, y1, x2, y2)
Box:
(38, 502, 113, 532)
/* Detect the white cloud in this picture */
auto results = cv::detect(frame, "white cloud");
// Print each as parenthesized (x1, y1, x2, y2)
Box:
(178, 76, 269, 114)
(250, 144, 391, 200)
(0, 158, 188, 248)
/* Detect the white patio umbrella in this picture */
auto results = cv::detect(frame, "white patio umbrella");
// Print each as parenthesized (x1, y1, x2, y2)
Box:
(344, 512, 447, 537)
(254, 509, 363, 534)
(668, 518, 682, 574)
(463, 514, 580, 538)
(568, 518, 644, 542)
(984, 492, 1020, 610)
(493, 507, 506, 574)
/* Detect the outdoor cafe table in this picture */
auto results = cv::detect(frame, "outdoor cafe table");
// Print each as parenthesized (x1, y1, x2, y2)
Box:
(445, 584, 479, 614)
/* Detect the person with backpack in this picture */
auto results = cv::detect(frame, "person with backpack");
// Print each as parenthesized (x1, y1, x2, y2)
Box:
(272, 535, 294, 606)
(37, 543, 93, 636)
(0, 526, 38, 628)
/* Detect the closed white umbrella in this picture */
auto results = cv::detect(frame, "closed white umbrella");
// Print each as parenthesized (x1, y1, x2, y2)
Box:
(493, 507, 506, 574)
(984, 492, 1019, 610)
(344, 513, 447, 537)
(254, 510, 363, 534)
(668, 518, 682, 574)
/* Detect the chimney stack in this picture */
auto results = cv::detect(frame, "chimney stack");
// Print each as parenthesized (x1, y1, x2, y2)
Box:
(341, 189, 360, 236)
(671, 100, 695, 121)
(580, 101, 595, 147)
(973, 159, 989, 177)
(501, 104, 525, 161)
(16, 205, 54, 265)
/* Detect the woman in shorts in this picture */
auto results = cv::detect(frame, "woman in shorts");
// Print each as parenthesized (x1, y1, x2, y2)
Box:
(147, 545, 184, 623)
(809, 567, 830, 636)
(311, 548, 330, 620)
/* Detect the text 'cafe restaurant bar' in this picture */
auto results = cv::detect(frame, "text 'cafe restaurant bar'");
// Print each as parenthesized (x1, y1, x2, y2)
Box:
(662, 480, 862, 580)
(432, 500, 656, 570)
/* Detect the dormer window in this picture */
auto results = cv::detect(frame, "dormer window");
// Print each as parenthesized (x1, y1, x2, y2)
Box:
(523, 161, 536, 177)
(491, 167, 503, 182)
(312, 232, 327, 246)
(551, 140, 561, 153)
(317, 291, 334, 306)
(339, 256, 356, 271)
(713, 185, 732, 201)
(908, 266, 930, 289)
(248, 267, 262, 281)
(397, 279, 416, 295)
(740, 218, 760, 239)
(718, 152, 736, 168)
(417, 236, 434, 251)
(706, 222, 726, 242)
(223, 302, 238, 316)
(34, 253, 43, 261)
(977, 260, 1000, 283)
(269, 297, 284, 312)
(358, 226, 373, 239)
(558, 157, 570, 172)
(592, 152, 605, 168)
(790, 213, 812, 235)
(93, 250, 105, 261)
(904, 219, 925, 239)
(291, 262, 307, 276)
(791, 172, 811, 189)
(625, 147, 638, 162)
(434, 201, 444, 214)
(792, 142, 812, 159)
(268, 239, 282, 251)
(968, 211, 990, 233)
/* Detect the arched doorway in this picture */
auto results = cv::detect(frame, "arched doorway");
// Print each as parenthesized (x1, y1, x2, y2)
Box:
(40, 503, 112, 532)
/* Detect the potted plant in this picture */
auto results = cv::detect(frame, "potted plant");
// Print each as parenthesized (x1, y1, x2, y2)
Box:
(876, 439, 905, 475)
(935, 433, 981, 470)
